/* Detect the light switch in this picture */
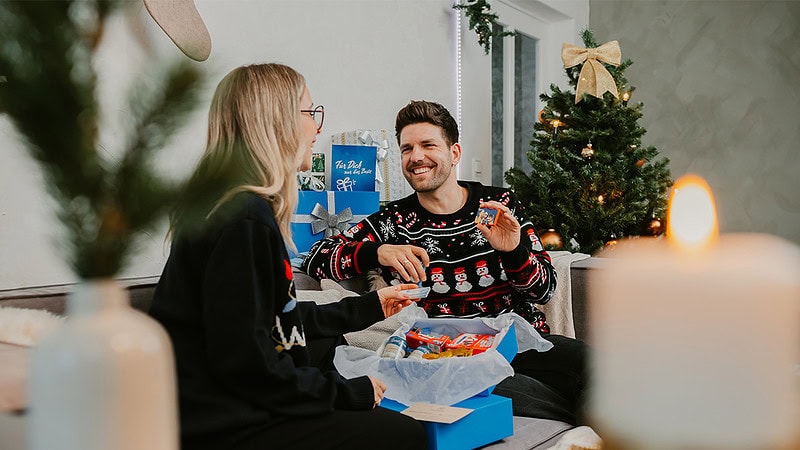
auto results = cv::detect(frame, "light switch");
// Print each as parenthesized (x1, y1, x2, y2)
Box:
(472, 158, 482, 175)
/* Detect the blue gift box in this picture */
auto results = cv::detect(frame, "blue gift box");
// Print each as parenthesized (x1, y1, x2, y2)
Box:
(381, 395, 514, 450)
(290, 190, 379, 254)
(477, 322, 516, 396)
(331, 144, 377, 192)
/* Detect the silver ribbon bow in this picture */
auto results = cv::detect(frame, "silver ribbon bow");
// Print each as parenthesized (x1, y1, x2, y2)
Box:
(359, 130, 390, 184)
(310, 203, 353, 237)
(297, 170, 325, 192)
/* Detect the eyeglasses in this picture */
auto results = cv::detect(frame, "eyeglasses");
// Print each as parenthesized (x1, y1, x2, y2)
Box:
(300, 105, 325, 132)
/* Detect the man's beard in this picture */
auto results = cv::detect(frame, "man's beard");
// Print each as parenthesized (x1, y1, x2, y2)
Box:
(405, 163, 452, 193)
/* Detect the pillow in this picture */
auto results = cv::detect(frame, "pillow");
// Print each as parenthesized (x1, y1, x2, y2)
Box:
(295, 279, 359, 305)
(295, 288, 343, 305)
(367, 270, 389, 291)
(345, 314, 400, 352)
(320, 278, 359, 298)
(324, 278, 401, 351)
(0, 307, 64, 347)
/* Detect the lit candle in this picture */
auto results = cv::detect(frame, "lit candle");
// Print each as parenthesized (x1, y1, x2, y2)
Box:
(589, 174, 800, 449)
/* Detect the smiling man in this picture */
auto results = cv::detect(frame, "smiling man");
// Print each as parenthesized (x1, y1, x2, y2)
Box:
(302, 100, 589, 426)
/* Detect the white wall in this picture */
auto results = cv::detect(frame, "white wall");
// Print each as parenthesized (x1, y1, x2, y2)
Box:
(0, 0, 461, 290)
(591, 1, 800, 244)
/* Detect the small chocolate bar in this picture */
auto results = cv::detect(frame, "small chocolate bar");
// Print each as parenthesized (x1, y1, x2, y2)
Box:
(405, 327, 451, 353)
(475, 207, 498, 226)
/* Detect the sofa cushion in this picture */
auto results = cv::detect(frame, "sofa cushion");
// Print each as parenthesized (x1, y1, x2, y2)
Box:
(0, 307, 63, 347)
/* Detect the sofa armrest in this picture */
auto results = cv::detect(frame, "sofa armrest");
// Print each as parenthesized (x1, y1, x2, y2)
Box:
(570, 257, 605, 343)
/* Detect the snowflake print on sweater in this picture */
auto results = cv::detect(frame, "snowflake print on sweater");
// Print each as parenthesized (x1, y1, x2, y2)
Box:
(303, 181, 556, 332)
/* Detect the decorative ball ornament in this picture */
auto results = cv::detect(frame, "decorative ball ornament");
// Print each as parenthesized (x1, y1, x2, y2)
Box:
(581, 143, 595, 159)
(539, 228, 564, 250)
(636, 158, 646, 168)
(646, 217, 664, 236)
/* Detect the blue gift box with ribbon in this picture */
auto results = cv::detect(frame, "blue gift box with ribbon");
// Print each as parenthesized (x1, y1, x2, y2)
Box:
(291, 190, 379, 254)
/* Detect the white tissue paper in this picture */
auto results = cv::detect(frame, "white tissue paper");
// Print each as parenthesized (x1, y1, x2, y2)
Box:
(333, 305, 553, 407)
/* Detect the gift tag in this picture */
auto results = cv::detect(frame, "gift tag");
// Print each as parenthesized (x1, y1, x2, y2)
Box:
(402, 287, 431, 299)
(401, 403, 473, 424)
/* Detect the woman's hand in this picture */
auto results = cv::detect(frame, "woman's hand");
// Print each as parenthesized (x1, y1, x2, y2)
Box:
(475, 201, 521, 252)
(377, 283, 418, 318)
(368, 375, 387, 408)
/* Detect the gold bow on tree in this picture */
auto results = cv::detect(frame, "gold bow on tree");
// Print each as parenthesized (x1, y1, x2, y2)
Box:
(561, 40, 622, 104)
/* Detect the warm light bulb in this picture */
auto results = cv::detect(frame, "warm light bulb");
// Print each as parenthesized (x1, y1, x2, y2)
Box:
(622, 92, 630, 102)
(551, 119, 561, 128)
(667, 174, 718, 249)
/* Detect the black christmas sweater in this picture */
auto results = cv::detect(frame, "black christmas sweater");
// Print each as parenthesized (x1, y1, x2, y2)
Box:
(303, 181, 556, 333)
(149, 192, 384, 448)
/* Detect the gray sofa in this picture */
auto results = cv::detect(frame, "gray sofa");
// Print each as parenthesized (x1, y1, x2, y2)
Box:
(0, 258, 600, 450)
(0, 258, 597, 339)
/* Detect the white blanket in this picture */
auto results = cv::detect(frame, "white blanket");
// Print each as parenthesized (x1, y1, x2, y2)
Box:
(538, 251, 590, 338)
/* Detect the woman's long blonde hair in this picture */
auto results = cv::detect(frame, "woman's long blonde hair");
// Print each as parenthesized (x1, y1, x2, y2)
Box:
(170, 63, 305, 250)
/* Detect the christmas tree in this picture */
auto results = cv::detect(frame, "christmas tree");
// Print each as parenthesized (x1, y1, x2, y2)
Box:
(506, 30, 672, 255)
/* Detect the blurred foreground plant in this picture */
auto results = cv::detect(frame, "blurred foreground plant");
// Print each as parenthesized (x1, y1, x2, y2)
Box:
(0, 0, 204, 278)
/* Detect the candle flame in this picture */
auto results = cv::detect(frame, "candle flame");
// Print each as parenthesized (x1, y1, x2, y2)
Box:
(667, 174, 718, 249)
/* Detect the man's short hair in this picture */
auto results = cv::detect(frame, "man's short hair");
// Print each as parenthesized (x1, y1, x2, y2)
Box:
(395, 100, 459, 147)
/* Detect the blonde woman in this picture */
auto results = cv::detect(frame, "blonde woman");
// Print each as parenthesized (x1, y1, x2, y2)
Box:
(150, 64, 427, 450)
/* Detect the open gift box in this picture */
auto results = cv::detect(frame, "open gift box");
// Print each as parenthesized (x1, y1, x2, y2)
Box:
(377, 317, 518, 397)
(335, 306, 552, 406)
(334, 307, 553, 449)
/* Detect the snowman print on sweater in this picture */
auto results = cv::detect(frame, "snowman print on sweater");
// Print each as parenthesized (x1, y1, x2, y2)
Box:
(430, 267, 450, 294)
(454, 266, 472, 293)
(475, 260, 495, 287)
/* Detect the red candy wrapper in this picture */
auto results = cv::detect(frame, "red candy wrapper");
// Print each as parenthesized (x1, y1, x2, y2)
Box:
(405, 327, 451, 353)
(448, 333, 496, 355)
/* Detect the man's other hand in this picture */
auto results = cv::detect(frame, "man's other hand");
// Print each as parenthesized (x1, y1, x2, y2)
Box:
(476, 201, 520, 252)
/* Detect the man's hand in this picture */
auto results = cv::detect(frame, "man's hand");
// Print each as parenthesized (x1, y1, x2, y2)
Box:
(377, 244, 430, 283)
(475, 201, 520, 252)
(368, 375, 387, 408)
(377, 283, 418, 318)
